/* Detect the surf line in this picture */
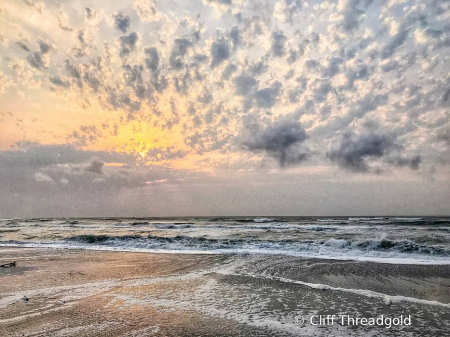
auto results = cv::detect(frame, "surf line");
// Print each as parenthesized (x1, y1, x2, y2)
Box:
(219, 272, 450, 308)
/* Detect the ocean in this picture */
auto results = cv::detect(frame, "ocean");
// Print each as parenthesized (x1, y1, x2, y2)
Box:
(1, 216, 449, 265)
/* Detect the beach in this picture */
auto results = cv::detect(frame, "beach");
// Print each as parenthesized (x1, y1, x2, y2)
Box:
(1, 247, 450, 336)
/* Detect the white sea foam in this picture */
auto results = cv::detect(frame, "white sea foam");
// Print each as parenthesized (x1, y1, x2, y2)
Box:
(2, 241, 450, 265)
(221, 272, 450, 308)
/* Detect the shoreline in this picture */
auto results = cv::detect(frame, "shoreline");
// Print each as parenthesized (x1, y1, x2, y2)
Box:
(1, 247, 450, 336)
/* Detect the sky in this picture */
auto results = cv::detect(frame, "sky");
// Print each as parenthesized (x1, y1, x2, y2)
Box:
(0, 0, 449, 217)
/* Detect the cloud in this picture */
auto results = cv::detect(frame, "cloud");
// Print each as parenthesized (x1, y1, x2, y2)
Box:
(133, 0, 162, 22)
(336, 0, 373, 32)
(119, 32, 140, 58)
(234, 75, 258, 95)
(144, 47, 160, 71)
(85, 7, 97, 21)
(327, 130, 421, 172)
(16, 42, 31, 52)
(113, 12, 131, 33)
(271, 30, 287, 57)
(0, 72, 13, 94)
(210, 40, 230, 68)
(50, 76, 70, 88)
(381, 28, 409, 59)
(274, 0, 304, 24)
(24, 38, 53, 70)
(27, 52, 47, 69)
(255, 81, 282, 108)
(169, 38, 192, 69)
(23, 0, 45, 14)
(222, 63, 237, 79)
(240, 118, 310, 166)
(229, 26, 240, 48)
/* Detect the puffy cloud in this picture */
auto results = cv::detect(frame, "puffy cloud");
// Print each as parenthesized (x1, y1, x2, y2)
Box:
(23, 38, 54, 70)
(113, 12, 131, 33)
(234, 75, 258, 95)
(0, 72, 13, 94)
(50, 76, 70, 88)
(255, 81, 282, 108)
(169, 38, 192, 69)
(229, 26, 240, 48)
(274, 0, 304, 24)
(133, 0, 162, 22)
(222, 63, 237, 79)
(144, 47, 160, 71)
(335, 0, 373, 32)
(210, 40, 230, 68)
(119, 32, 140, 58)
(240, 119, 310, 166)
(327, 130, 421, 173)
(85, 7, 97, 21)
(270, 30, 287, 57)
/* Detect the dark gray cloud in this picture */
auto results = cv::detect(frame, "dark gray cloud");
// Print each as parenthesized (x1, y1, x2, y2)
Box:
(27, 52, 46, 69)
(113, 12, 131, 33)
(327, 130, 421, 172)
(144, 47, 160, 71)
(230, 26, 240, 48)
(322, 57, 343, 78)
(222, 63, 237, 80)
(338, 0, 374, 32)
(64, 60, 83, 88)
(249, 60, 268, 76)
(38, 39, 52, 54)
(255, 81, 282, 108)
(241, 119, 309, 166)
(277, 0, 304, 24)
(23, 38, 53, 69)
(16, 42, 31, 52)
(119, 32, 139, 58)
(85, 7, 96, 20)
(271, 30, 287, 57)
(210, 40, 230, 68)
(123, 64, 149, 99)
(169, 38, 192, 69)
(50, 76, 70, 88)
(1, 143, 134, 170)
(234, 75, 258, 95)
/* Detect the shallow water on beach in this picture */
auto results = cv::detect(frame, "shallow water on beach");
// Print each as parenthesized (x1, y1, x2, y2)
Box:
(1, 249, 450, 337)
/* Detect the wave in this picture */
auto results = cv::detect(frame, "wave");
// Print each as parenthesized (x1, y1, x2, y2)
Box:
(323, 238, 450, 256)
(6, 235, 442, 263)
(3, 235, 450, 264)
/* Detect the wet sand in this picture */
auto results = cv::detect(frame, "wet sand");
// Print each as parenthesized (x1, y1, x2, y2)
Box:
(1, 247, 450, 336)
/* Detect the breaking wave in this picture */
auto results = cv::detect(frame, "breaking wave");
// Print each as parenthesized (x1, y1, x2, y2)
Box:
(3, 235, 447, 264)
